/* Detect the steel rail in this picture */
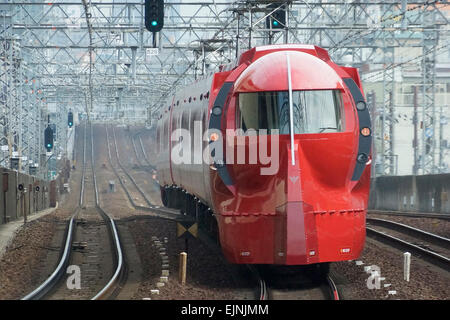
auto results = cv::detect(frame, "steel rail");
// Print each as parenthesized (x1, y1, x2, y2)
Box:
(21, 215, 76, 300)
(130, 134, 144, 168)
(131, 131, 159, 188)
(367, 217, 450, 249)
(246, 265, 268, 300)
(366, 227, 450, 271)
(259, 278, 268, 300)
(131, 133, 157, 174)
(248, 265, 339, 301)
(138, 136, 154, 169)
(22, 123, 88, 300)
(111, 126, 153, 208)
(105, 126, 142, 208)
(105, 125, 181, 221)
(23, 122, 126, 300)
(133, 129, 157, 171)
(326, 275, 340, 301)
(88, 122, 125, 300)
(367, 210, 450, 220)
(91, 206, 124, 300)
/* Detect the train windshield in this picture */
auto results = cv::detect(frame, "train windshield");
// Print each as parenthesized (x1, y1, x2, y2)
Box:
(237, 90, 343, 134)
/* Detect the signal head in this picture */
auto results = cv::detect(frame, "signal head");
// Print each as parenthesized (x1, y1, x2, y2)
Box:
(145, 0, 164, 32)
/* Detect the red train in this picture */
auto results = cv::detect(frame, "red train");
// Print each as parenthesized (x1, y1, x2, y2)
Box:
(155, 44, 372, 266)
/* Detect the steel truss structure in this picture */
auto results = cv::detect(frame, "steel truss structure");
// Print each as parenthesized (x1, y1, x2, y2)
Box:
(0, 0, 449, 179)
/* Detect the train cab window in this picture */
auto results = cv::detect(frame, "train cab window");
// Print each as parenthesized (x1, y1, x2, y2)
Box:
(237, 90, 343, 134)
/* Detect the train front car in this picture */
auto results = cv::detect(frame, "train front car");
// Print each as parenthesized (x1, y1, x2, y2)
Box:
(209, 45, 372, 265)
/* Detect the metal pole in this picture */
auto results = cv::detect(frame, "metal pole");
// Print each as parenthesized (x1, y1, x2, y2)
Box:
(286, 53, 295, 166)
(284, 3, 289, 44)
(413, 86, 418, 175)
(389, 91, 394, 175)
(235, 12, 240, 59)
(249, 8, 252, 49)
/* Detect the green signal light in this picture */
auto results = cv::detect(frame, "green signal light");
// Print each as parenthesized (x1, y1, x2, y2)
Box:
(47, 144, 51, 148)
(273, 20, 279, 26)
(151, 21, 158, 26)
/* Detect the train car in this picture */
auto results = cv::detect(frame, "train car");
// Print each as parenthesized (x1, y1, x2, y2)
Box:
(155, 44, 372, 266)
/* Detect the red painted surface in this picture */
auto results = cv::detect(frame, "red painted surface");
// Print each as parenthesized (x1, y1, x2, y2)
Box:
(156, 44, 371, 265)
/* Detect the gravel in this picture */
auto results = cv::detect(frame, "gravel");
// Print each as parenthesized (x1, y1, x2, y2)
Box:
(128, 217, 253, 300)
(0, 209, 71, 299)
(332, 238, 450, 300)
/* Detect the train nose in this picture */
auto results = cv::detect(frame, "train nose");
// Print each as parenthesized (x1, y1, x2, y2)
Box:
(274, 135, 365, 265)
(273, 141, 320, 265)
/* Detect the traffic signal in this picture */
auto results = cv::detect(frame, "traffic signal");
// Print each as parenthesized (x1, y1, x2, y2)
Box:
(68, 111, 73, 128)
(145, 0, 164, 32)
(266, 3, 286, 30)
(44, 126, 53, 151)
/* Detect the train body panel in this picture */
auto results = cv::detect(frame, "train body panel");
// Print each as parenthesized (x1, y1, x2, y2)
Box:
(155, 44, 372, 265)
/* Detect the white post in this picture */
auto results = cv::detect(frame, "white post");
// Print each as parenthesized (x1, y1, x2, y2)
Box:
(179, 252, 187, 285)
(403, 252, 411, 282)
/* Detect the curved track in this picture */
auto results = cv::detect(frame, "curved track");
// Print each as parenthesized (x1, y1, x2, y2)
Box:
(106, 126, 152, 209)
(22, 122, 125, 300)
(131, 130, 156, 173)
(105, 125, 180, 219)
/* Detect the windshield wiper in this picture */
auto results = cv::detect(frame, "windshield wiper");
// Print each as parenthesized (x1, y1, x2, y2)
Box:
(319, 127, 337, 133)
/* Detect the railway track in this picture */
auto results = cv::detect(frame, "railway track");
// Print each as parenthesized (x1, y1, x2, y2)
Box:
(366, 217, 450, 271)
(138, 135, 155, 170)
(22, 122, 125, 300)
(249, 265, 340, 300)
(130, 131, 155, 173)
(106, 126, 152, 208)
(129, 130, 160, 193)
(368, 210, 450, 220)
(135, 131, 157, 172)
(105, 125, 180, 220)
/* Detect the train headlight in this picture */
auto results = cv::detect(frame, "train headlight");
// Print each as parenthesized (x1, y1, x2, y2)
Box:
(356, 101, 366, 111)
(360, 127, 371, 136)
(210, 132, 219, 142)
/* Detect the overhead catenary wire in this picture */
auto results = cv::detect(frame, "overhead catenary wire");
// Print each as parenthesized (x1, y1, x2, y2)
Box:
(361, 42, 450, 82)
